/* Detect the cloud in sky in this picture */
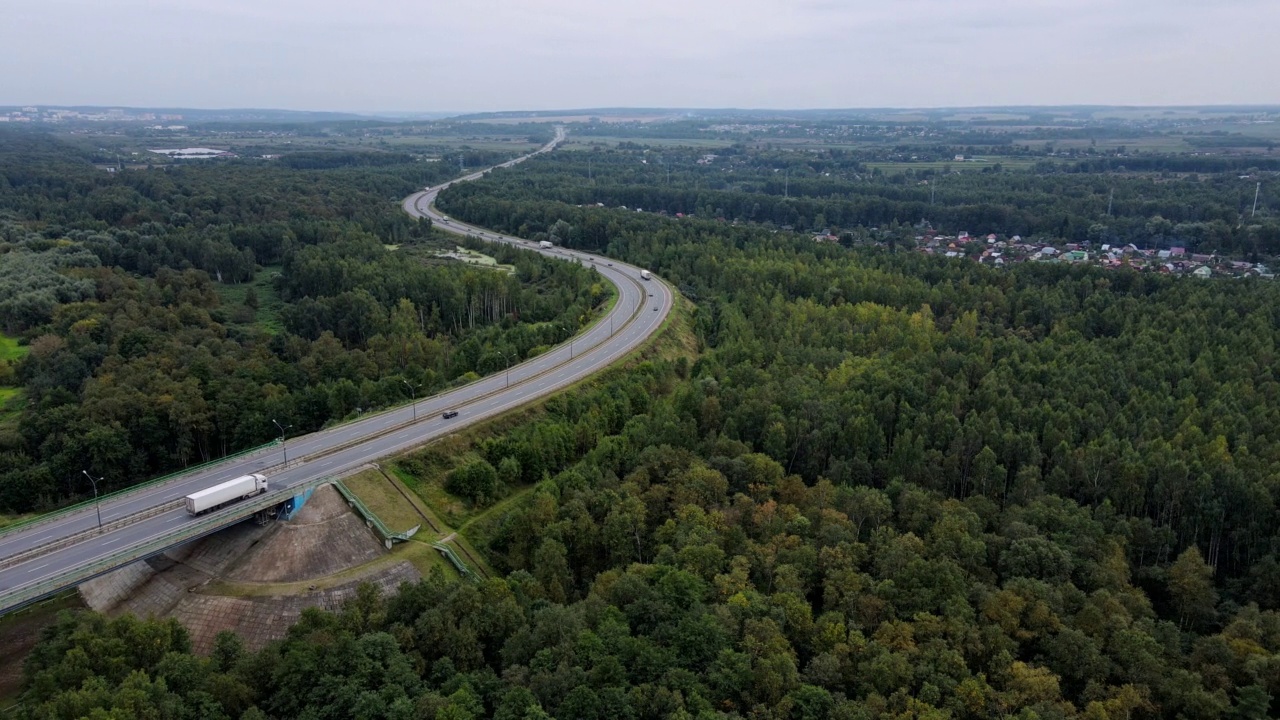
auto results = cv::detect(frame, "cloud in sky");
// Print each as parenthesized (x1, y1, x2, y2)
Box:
(3, 0, 1276, 112)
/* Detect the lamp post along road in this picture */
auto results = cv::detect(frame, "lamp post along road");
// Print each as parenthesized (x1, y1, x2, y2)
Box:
(402, 380, 420, 421)
(273, 419, 293, 467)
(80, 470, 103, 530)
(562, 325, 575, 359)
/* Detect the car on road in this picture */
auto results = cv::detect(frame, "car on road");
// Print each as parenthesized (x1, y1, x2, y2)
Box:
(442, 410, 459, 419)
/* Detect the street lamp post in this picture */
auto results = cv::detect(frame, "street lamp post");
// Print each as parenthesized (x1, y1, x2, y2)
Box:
(81, 470, 103, 530)
(562, 325, 575, 359)
(273, 419, 292, 467)
(402, 379, 419, 421)
(501, 352, 513, 388)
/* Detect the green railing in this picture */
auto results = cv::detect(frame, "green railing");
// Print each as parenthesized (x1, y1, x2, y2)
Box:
(0, 440, 280, 540)
(332, 481, 395, 540)
(331, 480, 419, 543)
(331, 481, 467, 579)
(433, 543, 477, 581)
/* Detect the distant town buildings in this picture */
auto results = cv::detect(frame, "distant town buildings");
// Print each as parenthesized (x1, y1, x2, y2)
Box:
(1, 107, 185, 124)
(911, 229, 1271, 279)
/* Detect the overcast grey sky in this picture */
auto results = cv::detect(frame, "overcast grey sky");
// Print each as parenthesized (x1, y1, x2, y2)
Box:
(3, 0, 1276, 112)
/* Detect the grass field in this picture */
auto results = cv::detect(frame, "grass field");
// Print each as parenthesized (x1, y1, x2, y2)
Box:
(215, 265, 286, 332)
(344, 468, 438, 536)
(343, 467, 497, 579)
(391, 450, 476, 528)
(432, 246, 515, 272)
(561, 136, 733, 150)
(0, 387, 22, 425)
(1027, 136, 1194, 152)
(0, 334, 26, 363)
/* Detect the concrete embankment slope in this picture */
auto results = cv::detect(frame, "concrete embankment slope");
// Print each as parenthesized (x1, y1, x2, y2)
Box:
(78, 484, 420, 653)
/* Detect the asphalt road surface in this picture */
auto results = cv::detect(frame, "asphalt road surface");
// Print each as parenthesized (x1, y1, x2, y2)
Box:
(0, 127, 672, 612)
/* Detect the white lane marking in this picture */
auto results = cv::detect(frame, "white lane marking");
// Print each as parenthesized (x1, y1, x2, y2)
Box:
(26, 563, 50, 573)
(167, 515, 184, 523)
(102, 536, 123, 546)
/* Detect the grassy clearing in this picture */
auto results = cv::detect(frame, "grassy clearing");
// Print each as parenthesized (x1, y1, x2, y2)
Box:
(0, 334, 27, 362)
(215, 264, 286, 332)
(343, 469, 437, 536)
(344, 468, 498, 578)
(398, 540, 463, 579)
(434, 246, 515, 273)
(1027, 136, 1193, 152)
(0, 388, 23, 424)
(562, 136, 733, 150)
(391, 445, 479, 528)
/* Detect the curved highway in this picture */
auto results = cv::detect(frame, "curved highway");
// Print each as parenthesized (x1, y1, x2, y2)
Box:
(0, 128, 673, 612)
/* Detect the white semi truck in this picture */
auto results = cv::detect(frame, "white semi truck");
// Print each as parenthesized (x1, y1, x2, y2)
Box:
(184, 474, 268, 515)
(539, 240, 554, 249)
(640, 270, 651, 280)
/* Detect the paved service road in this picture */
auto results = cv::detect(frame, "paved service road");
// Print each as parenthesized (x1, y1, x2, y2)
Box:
(0, 127, 673, 612)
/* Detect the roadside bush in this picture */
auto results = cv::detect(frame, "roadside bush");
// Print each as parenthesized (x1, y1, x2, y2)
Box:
(445, 458, 498, 505)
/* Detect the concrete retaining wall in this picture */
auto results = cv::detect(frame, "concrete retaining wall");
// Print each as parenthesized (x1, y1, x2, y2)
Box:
(77, 560, 156, 613)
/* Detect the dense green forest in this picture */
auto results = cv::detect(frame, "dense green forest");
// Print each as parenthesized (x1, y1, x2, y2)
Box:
(0, 129, 607, 511)
(453, 144, 1278, 256)
(12, 124, 1280, 719)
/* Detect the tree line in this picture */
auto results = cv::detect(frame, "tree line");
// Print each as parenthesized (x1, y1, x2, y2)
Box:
(0, 131, 606, 512)
(451, 145, 1279, 256)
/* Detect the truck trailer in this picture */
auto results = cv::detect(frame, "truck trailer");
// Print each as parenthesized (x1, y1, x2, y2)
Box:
(640, 270, 651, 280)
(184, 474, 268, 515)
(539, 240, 554, 249)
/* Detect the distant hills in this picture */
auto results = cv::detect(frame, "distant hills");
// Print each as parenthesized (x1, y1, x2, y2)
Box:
(4, 104, 1279, 125)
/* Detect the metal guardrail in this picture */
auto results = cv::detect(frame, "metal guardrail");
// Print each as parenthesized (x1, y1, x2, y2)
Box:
(433, 543, 477, 581)
(0, 476, 328, 616)
(331, 480, 468, 580)
(332, 481, 394, 539)
(0, 440, 281, 541)
(331, 480, 419, 544)
(0, 500, 184, 572)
